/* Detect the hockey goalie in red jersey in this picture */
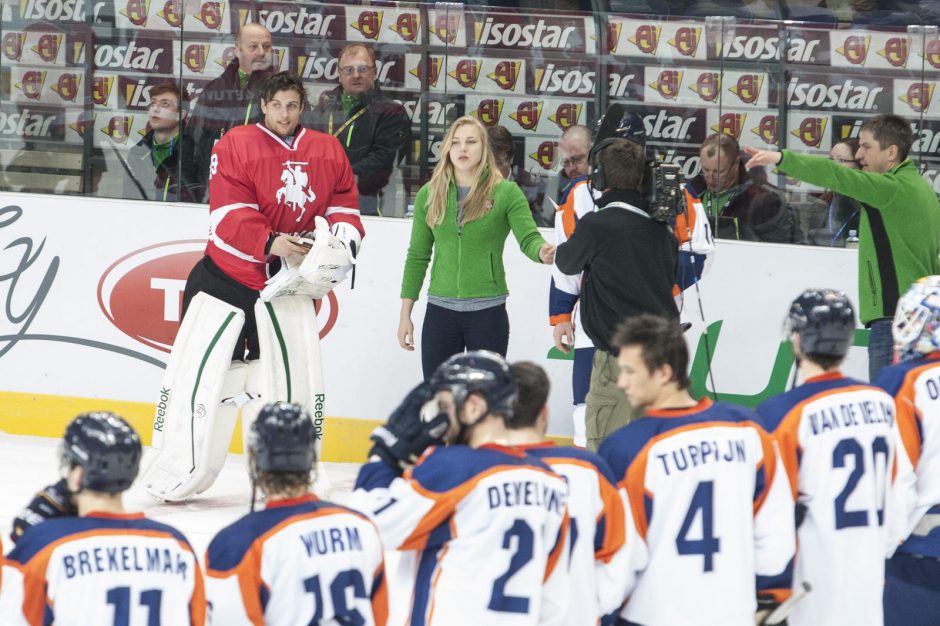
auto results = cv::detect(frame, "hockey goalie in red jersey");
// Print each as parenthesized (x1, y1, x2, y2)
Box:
(142, 71, 364, 502)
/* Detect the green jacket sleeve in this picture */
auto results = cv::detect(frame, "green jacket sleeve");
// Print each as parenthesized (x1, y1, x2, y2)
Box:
(400, 185, 434, 300)
(778, 150, 901, 208)
(501, 181, 546, 262)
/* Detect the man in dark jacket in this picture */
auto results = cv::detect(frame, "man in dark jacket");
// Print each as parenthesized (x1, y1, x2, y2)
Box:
(555, 136, 679, 450)
(124, 82, 200, 203)
(187, 22, 275, 200)
(688, 133, 801, 243)
(305, 43, 410, 216)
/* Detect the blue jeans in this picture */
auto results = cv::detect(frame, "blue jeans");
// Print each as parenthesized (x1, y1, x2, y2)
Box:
(868, 318, 893, 382)
(420, 303, 510, 380)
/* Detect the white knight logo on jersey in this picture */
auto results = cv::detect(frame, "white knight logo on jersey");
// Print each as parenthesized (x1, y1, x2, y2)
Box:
(255, 8, 335, 36)
(722, 34, 820, 62)
(644, 110, 695, 141)
(787, 78, 883, 110)
(277, 161, 317, 221)
(475, 17, 578, 49)
(18, 0, 106, 21)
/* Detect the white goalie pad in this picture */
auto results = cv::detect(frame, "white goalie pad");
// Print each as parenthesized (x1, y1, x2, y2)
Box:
(141, 292, 247, 502)
(260, 216, 355, 301)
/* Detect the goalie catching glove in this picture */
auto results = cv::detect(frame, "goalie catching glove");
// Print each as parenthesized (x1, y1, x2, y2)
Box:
(11, 479, 77, 543)
(369, 382, 452, 470)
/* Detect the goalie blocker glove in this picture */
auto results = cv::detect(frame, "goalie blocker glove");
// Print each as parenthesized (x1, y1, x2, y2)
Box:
(10, 478, 78, 543)
(369, 381, 451, 470)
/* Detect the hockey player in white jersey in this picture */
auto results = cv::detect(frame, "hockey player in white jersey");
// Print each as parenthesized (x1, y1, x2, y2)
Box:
(504, 361, 637, 625)
(598, 315, 796, 626)
(205, 402, 387, 625)
(353, 351, 570, 626)
(0, 412, 206, 625)
(757, 289, 906, 626)
(875, 276, 940, 626)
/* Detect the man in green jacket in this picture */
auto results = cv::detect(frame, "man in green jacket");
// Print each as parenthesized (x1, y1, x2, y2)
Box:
(745, 114, 940, 381)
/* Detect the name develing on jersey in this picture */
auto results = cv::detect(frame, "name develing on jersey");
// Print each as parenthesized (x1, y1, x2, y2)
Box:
(533, 63, 635, 97)
(787, 77, 883, 110)
(476, 17, 578, 50)
(656, 438, 748, 475)
(254, 7, 335, 36)
(487, 480, 567, 514)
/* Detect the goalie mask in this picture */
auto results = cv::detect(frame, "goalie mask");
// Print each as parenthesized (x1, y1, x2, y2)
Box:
(61, 412, 142, 494)
(429, 351, 517, 435)
(785, 288, 855, 358)
(893, 276, 940, 363)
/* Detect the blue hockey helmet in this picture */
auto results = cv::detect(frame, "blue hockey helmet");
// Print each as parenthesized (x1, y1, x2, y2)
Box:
(785, 288, 856, 357)
(250, 402, 317, 473)
(429, 351, 517, 421)
(893, 276, 940, 362)
(61, 412, 142, 493)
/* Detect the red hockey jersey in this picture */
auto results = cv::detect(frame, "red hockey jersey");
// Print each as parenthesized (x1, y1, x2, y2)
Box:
(206, 123, 364, 290)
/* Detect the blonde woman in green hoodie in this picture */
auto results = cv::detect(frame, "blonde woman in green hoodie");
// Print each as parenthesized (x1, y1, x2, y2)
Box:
(398, 116, 555, 379)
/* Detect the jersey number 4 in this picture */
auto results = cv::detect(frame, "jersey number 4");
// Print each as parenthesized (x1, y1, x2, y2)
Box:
(832, 436, 889, 529)
(676, 480, 721, 572)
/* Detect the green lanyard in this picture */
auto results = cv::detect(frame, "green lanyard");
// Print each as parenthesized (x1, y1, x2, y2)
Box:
(328, 107, 367, 147)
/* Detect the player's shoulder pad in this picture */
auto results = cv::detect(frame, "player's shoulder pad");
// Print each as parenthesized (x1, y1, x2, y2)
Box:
(875, 357, 940, 396)
(756, 376, 872, 432)
(527, 445, 618, 486)
(409, 445, 554, 494)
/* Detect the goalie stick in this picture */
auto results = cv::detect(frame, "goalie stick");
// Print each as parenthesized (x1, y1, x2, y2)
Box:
(763, 582, 812, 625)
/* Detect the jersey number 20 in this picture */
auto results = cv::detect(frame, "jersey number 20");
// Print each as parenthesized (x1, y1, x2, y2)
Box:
(832, 436, 889, 529)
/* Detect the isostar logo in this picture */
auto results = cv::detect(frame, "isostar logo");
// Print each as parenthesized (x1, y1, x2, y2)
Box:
(183, 43, 209, 73)
(102, 115, 133, 143)
(94, 42, 165, 71)
(925, 38, 940, 69)
(836, 35, 869, 65)
(352, 10, 382, 40)
(157, 0, 183, 27)
(787, 77, 884, 110)
(68, 111, 95, 137)
(900, 82, 935, 113)
(51, 73, 80, 101)
(449, 59, 482, 89)
(529, 141, 557, 170)
(124, 79, 152, 108)
(2, 33, 25, 61)
(92, 75, 114, 105)
(548, 102, 581, 131)
(252, 7, 335, 36)
(690, 72, 720, 102)
(650, 70, 682, 100)
(487, 60, 520, 91)
(18, 0, 104, 21)
(878, 37, 909, 67)
(510, 101, 543, 130)
(390, 12, 420, 42)
(472, 98, 504, 127)
(668, 26, 700, 57)
(15, 71, 46, 100)
(711, 113, 746, 139)
(429, 12, 459, 44)
(720, 34, 819, 62)
(99, 241, 338, 352)
(643, 110, 696, 141)
(752, 114, 778, 145)
(730, 74, 763, 104)
(409, 56, 442, 87)
(791, 117, 828, 147)
(629, 24, 660, 54)
(194, 1, 224, 30)
(400, 99, 455, 125)
(475, 17, 577, 50)
(120, 0, 150, 26)
(32, 33, 62, 63)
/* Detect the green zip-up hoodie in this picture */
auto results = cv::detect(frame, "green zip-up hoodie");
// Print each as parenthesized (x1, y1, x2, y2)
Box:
(779, 151, 940, 324)
(401, 179, 547, 300)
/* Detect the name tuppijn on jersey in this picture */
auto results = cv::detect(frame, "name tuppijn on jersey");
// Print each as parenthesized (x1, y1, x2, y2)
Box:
(477, 18, 579, 50)
(787, 78, 883, 110)
(722, 34, 820, 62)
(656, 438, 748, 476)
(535, 63, 634, 97)
(17, 0, 106, 21)
(0, 109, 57, 138)
(256, 8, 335, 36)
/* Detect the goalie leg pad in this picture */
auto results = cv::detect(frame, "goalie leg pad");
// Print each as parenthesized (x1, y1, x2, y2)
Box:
(240, 360, 265, 457)
(141, 292, 246, 501)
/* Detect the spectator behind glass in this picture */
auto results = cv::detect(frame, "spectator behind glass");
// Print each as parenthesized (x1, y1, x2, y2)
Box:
(557, 124, 591, 203)
(824, 138, 862, 245)
(187, 22, 275, 200)
(398, 115, 555, 380)
(123, 82, 200, 203)
(487, 125, 514, 180)
(306, 43, 410, 216)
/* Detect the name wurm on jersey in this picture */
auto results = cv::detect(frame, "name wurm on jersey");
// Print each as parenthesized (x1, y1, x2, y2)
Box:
(656, 438, 747, 475)
(62, 545, 190, 580)
(487, 480, 566, 514)
(806, 399, 895, 436)
(300, 525, 363, 557)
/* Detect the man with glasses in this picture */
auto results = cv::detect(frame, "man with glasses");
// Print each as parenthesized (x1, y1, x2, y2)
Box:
(557, 125, 591, 203)
(188, 22, 276, 200)
(686, 133, 800, 243)
(307, 43, 410, 216)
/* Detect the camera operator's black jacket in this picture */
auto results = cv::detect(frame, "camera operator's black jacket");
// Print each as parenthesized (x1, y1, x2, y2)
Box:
(555, 190, 679, 354)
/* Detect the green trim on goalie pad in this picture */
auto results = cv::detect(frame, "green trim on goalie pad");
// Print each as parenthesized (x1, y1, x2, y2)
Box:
(190, 310, 238, 472)
(262, 301, 292, 402)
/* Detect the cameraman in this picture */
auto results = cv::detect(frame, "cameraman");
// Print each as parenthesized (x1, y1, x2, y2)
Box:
(555, 137, 678, 450)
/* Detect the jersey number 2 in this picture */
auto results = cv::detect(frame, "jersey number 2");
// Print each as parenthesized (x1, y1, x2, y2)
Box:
(303, 569, 367, 626)
(488, 519, 535, 614)
(676, 480, 721, 572)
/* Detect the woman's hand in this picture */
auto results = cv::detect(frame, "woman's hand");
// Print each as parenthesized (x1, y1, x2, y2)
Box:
(539, 243, 556, 264)
(397, 317, 415, 351)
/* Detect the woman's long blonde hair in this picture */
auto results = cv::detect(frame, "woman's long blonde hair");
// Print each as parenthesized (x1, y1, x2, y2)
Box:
(425, 115, 505, 228)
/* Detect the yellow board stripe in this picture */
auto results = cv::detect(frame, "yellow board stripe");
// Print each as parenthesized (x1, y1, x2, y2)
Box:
(0, 392, 573, 464)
